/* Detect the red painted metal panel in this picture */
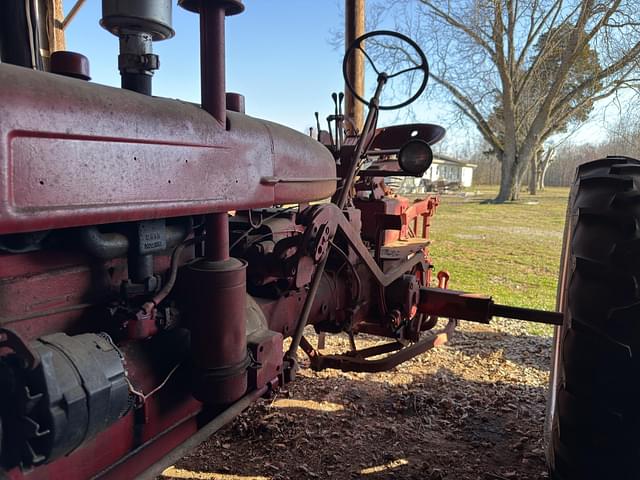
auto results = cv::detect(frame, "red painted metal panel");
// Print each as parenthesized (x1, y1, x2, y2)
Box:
(97, 414, 200, 480)
(5, 398, 203, 480)
(6, 416, 138, 480)
(10, 136, 235, 208)
(354, 196, 409, 244)
(0, 64, 336, 235)
(0, 251, 121, 338)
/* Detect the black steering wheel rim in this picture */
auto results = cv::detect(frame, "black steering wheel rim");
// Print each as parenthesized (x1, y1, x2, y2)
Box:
(342, 30, 429, 111)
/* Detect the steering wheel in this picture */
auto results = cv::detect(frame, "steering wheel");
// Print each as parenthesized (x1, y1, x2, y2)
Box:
(342, 30, 429, 111)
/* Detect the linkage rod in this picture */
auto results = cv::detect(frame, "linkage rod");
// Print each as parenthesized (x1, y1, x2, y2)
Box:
(418, 287, 563, 326)
(287, 74, 387, 361)
(490, 303, 563, 326)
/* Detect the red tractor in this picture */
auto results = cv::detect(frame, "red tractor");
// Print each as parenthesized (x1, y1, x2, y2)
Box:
(0, 1, 633, 479)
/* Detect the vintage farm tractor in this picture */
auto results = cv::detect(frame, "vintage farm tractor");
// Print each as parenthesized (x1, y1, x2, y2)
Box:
(0, 1, 635, 479)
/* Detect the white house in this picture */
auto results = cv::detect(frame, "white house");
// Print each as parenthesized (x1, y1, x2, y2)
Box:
(424, 154, 477, 188)
(389, 154, 477, 193)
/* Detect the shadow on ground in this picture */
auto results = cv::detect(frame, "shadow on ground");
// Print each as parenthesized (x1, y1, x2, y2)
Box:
(162, 325, 551, 480)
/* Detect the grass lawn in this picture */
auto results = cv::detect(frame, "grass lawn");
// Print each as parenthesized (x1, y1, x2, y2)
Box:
(424, 186, 570, 336)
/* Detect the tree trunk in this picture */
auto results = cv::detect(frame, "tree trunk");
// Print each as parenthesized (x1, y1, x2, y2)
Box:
(495, 155, 514, 202)
(537, 148, 555, 191)
(495, 154, 523, 202)
(538, 160, 550, 190)
(514, 165, 527, 200)
(495, 149, 535, 202)
(528, 151, 538, 195)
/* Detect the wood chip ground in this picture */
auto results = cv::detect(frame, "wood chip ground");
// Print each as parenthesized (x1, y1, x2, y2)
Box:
(162, 318, 552, 480)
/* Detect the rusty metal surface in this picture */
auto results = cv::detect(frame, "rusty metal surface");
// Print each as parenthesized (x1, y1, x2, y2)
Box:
(2, 1, 332, 478)
(204, 213, 230, 261)
(50, 51, 91, 80)
(370, 123, 446, 150)
(135, 382, 274, 480)
(418, 287, 494, 324)
(185, 258, 249, 404)
(355, 185, 437, 247)
(355, 196, 408, 244)
(333, 205, 427, 287)
(199, 3, 226, 124)
(0, 65, 335, 235)
(491, 303, 563, 325)
(418, 287, 563, 326)
(247, 330, 283, 390)
(0, 3, 561, 478)
(253, 293, 305, 338)
(0, 253, 127, 339)
(226, 92, 245, 113)
(307, 319, 456, 372)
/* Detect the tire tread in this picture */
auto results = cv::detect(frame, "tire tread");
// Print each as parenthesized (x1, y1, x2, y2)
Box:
(549, 156, 640, 480)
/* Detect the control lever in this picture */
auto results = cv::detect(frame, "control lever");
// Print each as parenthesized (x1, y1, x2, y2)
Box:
(326, 117, 334, 147)
(314, 111, 321, 141)
(331, 92, 340, 149)
(289, 72, 389, 362)
(338, 92, 344, 146)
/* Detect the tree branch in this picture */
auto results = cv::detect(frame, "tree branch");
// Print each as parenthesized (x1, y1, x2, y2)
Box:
(418, 0, 497, 59)
(580, 0, 623, 48)
(515, 2, 582, 100)
(550, 40, 640, 117)
(430, 72, 503, 152)
(515, 0, 564, 73)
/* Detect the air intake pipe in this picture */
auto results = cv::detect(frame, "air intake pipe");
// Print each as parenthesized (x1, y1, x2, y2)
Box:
(100, 0, 175, 95)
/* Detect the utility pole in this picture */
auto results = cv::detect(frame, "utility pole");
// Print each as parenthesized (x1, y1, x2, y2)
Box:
(49, 0, 66, 52)
(344, 0, 365, 133)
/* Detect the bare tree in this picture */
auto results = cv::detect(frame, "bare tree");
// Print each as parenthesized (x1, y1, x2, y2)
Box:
(527, 145, 556, 193)
(377, 0, 640, 202)
(544, 108, 640, 186)
(606, 105, 640, 155)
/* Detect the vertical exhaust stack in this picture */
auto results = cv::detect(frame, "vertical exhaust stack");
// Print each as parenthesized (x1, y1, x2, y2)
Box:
(179, 0, 244, 125)
(178, 0, 249, 405)
(100, 0, 174, 95)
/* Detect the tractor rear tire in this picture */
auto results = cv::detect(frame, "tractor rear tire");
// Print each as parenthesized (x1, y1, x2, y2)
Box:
(547, 156, 640, 479)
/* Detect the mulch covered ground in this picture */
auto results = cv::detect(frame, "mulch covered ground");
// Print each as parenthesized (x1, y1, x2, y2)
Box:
(161, 318, 553, 480)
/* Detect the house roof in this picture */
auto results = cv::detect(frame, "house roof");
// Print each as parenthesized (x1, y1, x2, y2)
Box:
(433, 153, 477, 168)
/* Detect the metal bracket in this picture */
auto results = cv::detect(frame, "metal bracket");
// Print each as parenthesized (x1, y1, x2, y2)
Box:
(0, 328, 40, 370)
(301, 319, 456, 373)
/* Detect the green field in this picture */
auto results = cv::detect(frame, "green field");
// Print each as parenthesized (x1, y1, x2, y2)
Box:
(425, 186, 570, 336)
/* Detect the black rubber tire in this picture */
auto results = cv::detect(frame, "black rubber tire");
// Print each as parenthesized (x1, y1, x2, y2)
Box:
(548, 155, 640, 479)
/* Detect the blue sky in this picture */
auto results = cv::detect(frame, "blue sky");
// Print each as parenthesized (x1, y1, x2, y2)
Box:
(65, 1, 351, 133)
(64, 1, 612, 149)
